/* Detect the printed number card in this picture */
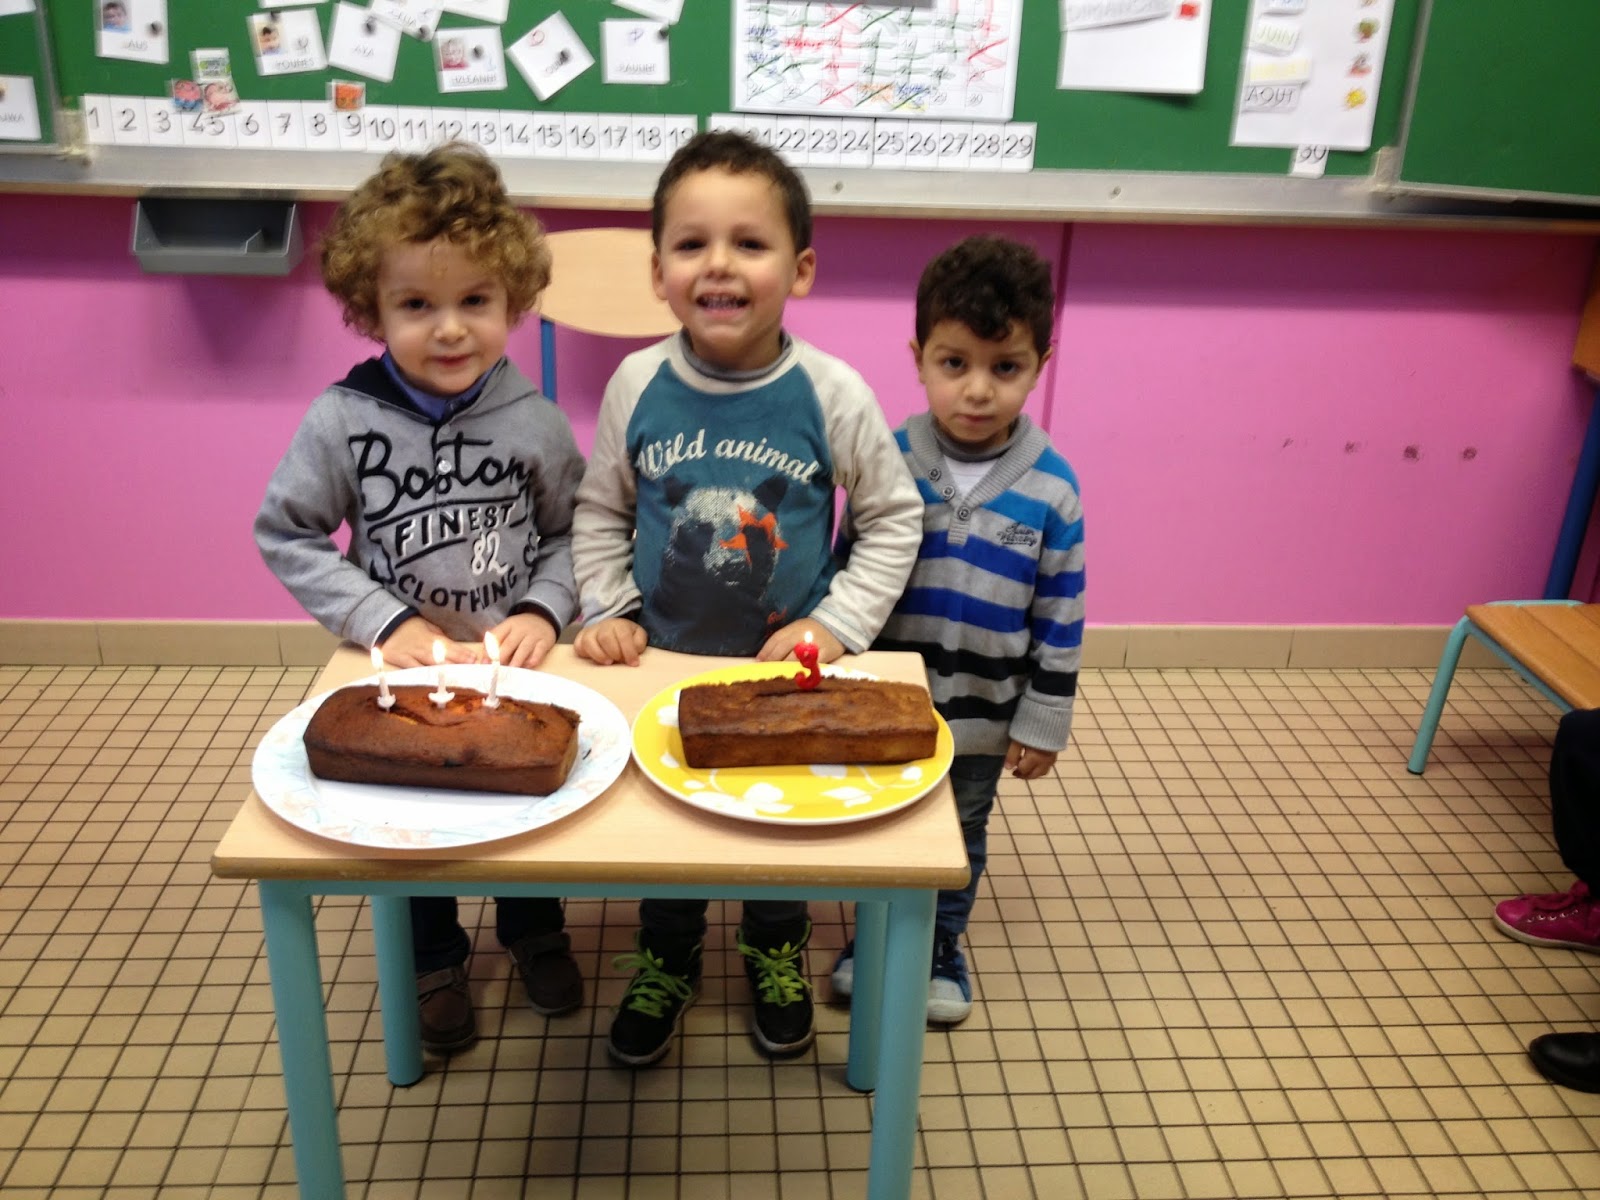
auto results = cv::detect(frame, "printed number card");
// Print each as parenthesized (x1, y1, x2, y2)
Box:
(328, 2, 403, 82)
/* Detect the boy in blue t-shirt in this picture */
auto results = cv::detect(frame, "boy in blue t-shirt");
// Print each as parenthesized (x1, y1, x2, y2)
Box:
(834, 235, 1085, 1024)
(572, 131, 922, 1066)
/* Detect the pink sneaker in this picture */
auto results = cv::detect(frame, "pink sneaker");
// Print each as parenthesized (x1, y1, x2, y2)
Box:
(1493, 881, 1600, 953)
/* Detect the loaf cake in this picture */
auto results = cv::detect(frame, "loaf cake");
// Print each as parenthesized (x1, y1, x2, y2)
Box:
(303, 685, 580, 795)
(677, 677, 937, 769)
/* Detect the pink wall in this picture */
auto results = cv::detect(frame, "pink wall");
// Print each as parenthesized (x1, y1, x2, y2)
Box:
(0, 193, 1592, 625)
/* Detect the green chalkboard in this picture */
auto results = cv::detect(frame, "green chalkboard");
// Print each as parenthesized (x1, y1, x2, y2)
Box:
(0, 8, 56, 146)
(40, 0, 1420, 178)
(1398, 0, 1600, 203)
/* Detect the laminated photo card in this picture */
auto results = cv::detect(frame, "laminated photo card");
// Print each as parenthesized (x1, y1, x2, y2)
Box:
(436, 26, 507, 92)
(250, 8, 329, 75)
(97, 0, 168, 64)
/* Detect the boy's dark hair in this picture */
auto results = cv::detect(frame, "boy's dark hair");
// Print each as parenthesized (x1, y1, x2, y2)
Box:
(320, 142, 550, 338)
(915, 235, 1054, 356)
(650, 130, 812, 253)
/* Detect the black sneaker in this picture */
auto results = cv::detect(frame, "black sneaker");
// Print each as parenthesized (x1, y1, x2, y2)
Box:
(506, 930, 583, 1016)
(737, 925, 814, 1058)
(607, 937, 700, 1067)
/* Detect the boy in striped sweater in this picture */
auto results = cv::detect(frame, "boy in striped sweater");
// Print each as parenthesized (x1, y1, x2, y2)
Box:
(833, 235, 1085, 1023)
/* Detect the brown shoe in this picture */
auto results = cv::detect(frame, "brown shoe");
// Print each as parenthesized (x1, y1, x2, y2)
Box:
(416, 965, 476, 1053)
(507, 931, 583, 1016)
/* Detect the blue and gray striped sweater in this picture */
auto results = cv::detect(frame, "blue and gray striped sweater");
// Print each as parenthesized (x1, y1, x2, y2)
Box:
(871, 412, 1084, 757)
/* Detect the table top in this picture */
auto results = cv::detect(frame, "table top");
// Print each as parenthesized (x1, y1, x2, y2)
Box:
(212, 644, 969, 890)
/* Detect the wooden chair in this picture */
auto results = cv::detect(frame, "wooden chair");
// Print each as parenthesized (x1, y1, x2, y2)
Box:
(1408, 600, 1600, 773)
(537, 227, 678, 403)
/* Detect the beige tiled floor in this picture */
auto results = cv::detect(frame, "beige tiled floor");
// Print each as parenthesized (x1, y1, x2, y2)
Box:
(3, 662, 1599, 1199)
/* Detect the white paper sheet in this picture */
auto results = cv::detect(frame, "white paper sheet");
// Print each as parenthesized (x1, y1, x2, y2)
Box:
(440, 0, 509, 22)
(370, 0, 444, 42)
(328, 2, 402, 83)
(1231, 0, 1394, 150)
(0, 1, 37, 17)
(733, 0, 1021, 122)
(507, 12, 594, 102)
(613, 0, 683, 22)
(1058, 0, 1210, 95)
(0, 74, 41, 140)
(602, 19, 669, 85)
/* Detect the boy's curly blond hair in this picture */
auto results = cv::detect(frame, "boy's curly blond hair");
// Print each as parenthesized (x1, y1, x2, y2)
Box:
(321, 143, 550, 338)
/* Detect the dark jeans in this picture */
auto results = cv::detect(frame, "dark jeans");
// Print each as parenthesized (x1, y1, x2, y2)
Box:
(410, 896, 564, 973)
(639, 898, 809, 950)
(937, 754, 1007, 941)
(1552, 708, 1600, 888)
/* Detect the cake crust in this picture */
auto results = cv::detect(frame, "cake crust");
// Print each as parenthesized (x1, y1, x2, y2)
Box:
(303, 685, 580, 795)
(677, 677, 937, 769)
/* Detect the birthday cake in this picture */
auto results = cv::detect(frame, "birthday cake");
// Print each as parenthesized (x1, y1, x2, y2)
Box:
(303, 685, 580, 795)
(677, 677, 938, 769)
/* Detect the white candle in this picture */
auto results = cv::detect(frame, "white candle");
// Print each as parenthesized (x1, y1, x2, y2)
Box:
(371, 645, 395, 710)
(483, 631, 501, 708)
(429, 639, 454, 708)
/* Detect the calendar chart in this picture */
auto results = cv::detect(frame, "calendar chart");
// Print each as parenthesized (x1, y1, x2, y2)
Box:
(734, 0, 1021, 123)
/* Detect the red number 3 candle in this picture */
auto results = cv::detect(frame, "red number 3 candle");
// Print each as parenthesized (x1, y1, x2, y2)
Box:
(793, 631, 821, 690)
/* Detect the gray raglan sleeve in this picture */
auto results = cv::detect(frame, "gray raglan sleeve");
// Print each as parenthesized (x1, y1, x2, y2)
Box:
(253, 396, 411, 648)
(810, 368, 922, 653)
(571, 366, 644, 625)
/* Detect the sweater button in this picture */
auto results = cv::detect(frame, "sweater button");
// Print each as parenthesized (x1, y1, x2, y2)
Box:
(929, 468, 941, 480)
(942, 488, 955, 499)
(957, 507, 971, 520)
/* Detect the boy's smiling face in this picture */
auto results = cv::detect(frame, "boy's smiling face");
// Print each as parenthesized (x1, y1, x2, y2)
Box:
(374, 238, 510, 397)
(652, 167, 816, 373)
(915, 318, 1050, 454)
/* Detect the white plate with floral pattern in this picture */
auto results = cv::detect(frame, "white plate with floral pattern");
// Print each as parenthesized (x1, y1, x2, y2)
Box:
(251, 665, 629, 849)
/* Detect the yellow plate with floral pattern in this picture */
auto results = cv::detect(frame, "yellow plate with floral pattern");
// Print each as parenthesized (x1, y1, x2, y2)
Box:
(630, 662, 954, 826)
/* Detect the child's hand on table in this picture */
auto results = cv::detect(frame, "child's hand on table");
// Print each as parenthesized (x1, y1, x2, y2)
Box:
(490, 611, 559, 669)
(377, 617, 480, 668)
(574, 617, 649, 666)
(757, 619, 845, 665)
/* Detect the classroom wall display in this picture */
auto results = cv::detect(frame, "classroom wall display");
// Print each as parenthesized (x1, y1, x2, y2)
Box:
(29, 1, 1424, 187)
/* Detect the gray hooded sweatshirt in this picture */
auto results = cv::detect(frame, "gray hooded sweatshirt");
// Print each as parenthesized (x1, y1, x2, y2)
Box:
(255, 357, 584, 648)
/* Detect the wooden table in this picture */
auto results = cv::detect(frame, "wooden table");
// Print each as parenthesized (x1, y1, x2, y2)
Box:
(212, 644, 969, 1200)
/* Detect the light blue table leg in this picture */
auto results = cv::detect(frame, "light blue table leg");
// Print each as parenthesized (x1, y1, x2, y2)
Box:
(259, 881, 345, 1200)
(847, 900, 887, 1092)
(1408, 615, 1472, 774)
(368, 895, 423, 1087)
(865, 888, 935, 1200)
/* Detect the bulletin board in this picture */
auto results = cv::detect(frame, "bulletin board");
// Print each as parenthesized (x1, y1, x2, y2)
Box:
(1395, 0, 1600, 206)
(4, 0, 1595, 227)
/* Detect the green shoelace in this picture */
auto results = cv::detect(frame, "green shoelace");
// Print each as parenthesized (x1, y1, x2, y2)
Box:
(735, 931, 811, 1006)
(612, 948, 695, 1017)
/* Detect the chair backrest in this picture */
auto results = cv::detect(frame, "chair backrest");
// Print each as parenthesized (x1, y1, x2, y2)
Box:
(538, 227, 679, 402)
